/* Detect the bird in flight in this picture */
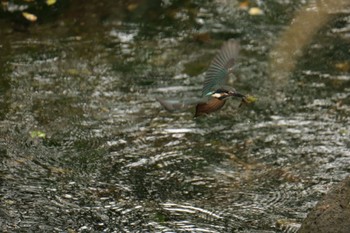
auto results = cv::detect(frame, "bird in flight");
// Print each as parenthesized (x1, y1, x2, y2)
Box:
(157, 39, 254, 117)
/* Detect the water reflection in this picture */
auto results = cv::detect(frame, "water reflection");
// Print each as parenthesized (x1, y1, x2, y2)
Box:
(269, 0, 350, 89)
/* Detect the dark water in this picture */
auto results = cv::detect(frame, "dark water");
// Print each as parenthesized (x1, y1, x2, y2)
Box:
(1, 1, 350, 232)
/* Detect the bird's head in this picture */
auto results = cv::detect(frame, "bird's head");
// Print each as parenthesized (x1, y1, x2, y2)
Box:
(206, 88, 245, 100)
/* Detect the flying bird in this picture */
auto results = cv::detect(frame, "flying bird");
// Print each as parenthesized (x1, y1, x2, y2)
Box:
(157, 39, 253, 117)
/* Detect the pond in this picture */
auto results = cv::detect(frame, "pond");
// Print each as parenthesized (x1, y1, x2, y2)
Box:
(1, 0, 350, 232)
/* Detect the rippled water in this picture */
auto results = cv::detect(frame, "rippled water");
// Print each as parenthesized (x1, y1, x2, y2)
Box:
(1, 0, 350, 232)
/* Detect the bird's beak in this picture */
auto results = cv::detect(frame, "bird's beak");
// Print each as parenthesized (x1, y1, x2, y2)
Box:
(228, 92, 248, 108)
(230, 92, 246, 98)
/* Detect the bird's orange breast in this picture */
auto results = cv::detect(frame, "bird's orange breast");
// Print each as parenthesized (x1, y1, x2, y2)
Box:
(195, 98, 226, 117)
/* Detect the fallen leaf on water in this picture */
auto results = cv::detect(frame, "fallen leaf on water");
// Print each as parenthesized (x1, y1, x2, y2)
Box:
(22, 12, 37, 22)
(335, 61, 350, 72)
(127, 3, 138, 11)
(46, 0, 56, 6)
(193, 32, 211, 43)
(239, 0, 249, 10)
(248, 7, 264, 15)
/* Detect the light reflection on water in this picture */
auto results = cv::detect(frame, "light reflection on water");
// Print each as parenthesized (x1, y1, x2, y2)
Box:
(0, 0, 350, 232)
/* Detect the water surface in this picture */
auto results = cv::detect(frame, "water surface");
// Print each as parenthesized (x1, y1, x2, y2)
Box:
(1, 1, 350, 232)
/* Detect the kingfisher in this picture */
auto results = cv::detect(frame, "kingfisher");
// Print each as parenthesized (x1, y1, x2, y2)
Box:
(157, 39, 254, 117)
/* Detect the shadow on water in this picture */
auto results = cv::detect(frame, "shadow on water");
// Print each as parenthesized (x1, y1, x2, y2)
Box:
(0, 0, 350, 232)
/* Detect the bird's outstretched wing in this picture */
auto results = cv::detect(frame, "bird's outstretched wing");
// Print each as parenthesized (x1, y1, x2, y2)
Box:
(202, 39, 240, 96)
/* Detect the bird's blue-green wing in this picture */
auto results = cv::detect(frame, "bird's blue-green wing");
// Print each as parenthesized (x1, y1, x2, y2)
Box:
(202, 39, 240, 96)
